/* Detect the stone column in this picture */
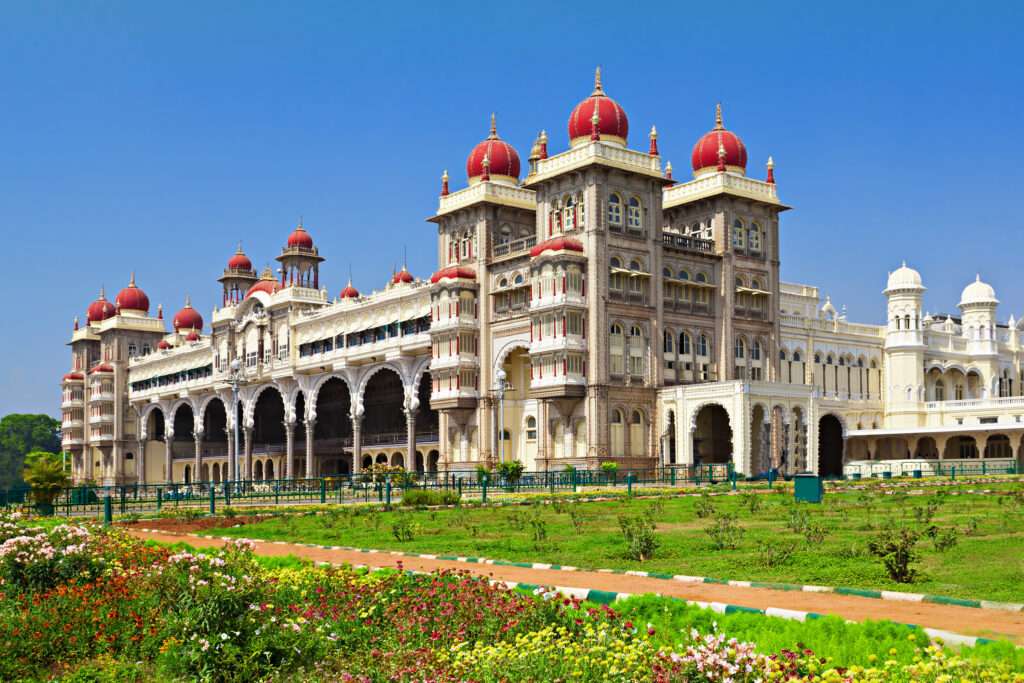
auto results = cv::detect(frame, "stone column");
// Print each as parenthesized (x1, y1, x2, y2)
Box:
(243, 426, 253, 481)
(285, 421, 296, 480)
(352, 414, 363, 474)
(165, 427, 174, 483)
(137, 439, 146, 485)
(406, 408, 418, 471)
(460, 428, 470, 463)
(193, 428, 204, 483)
(305, 417, 316, 479)
(564, 419, 576, 464)
(226, 428, 236, 482)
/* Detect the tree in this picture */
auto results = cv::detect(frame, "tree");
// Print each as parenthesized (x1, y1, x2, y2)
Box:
(0, 414, 62, 489)
(23, 451, 71, 508)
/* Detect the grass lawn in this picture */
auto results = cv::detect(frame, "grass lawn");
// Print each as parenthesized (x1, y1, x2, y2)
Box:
(213, 484, 1024, 603)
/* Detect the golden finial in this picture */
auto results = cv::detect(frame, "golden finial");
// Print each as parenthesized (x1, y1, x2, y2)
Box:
(766, 156, 774, 169)
(129, 270, 135, 287)
(591, 101, 601, 125)
(237, 241, 243, 253)
(591, 66, 604, 96)
(539, 130, 548, 144)
(666, 161, 673, 174)
(441, 169, 449, 182)
(99, 285, 105, 299)
(713, 102, 724, 130)
(185, 294, 192, 308)
(261, 265, 273, 278)
(718, 142, 726, 158)
(649, 125, 658, 139)
(482, 153, 491, 169)
(488, 112, 498, 139)
(297, 216, 303, 230)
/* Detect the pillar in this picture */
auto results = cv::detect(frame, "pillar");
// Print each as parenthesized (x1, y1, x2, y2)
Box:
(243, 426, 253, 481)
(226, 428, 236, 481)
(285, 421, 296, 480)
(352, 414, 363, 474)
(406, 408, 418, 471)
(564, 419, 576, 464)
(305, 417, 316, 479)
(165, 427, 174, 483)
(137, 439, 146, 485)
(193, 428, 203, 483)
(460, 428, 470, 463)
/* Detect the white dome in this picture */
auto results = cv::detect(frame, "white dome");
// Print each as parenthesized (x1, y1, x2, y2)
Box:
(885, 261, 923, 292)
(959, 275, 999, 307)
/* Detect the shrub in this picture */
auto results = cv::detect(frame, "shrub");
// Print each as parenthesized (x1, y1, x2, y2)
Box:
(568, 504, 587, 534)
(802, 521, 829, 546)
(757, 541, 796, 567)
(222, 506, 238, 520)
(599, 461, 620, 472)
(739, 490, 763, 515)
(390, 511, 416, 542)
(705, 512, 744, 550)
(528, 508, 548, 548)
(786, 505, 810, 533)
(927, 525, 959, 552)
(400, 489, 460, 507)
(476, 465, 492, 483)
(617, 512, 659, 561)
(694, 492, 715, 519)
(496, 460, 525, 489)
(868, 527, 920, 583)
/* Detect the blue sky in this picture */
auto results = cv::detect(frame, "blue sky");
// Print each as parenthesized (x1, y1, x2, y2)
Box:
(1, 1, 1021, 418)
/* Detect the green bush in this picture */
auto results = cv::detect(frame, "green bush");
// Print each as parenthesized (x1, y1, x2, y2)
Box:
(617, 512, 659, 561)
(400, 489, 461, 507)
(868, 527, 920, 583)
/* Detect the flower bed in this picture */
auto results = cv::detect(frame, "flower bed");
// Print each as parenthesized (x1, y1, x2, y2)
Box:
(0, 513, 1020, 681)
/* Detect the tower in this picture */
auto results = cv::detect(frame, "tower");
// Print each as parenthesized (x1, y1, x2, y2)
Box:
(276, 219, 325, 289)
(218, 243, 258, 305)
(883, 262, 926, 417)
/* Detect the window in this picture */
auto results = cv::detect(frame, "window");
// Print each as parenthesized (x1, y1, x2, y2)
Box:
(498, 224, 512, 244)
(688, 222, 700, 237)
(627, 197, 642, 230)
(142, 343, 151, 355)
(563, 196, 575, 230)
(577, 193, 585, 228)
(826, 354, 834, 365)
(780, 349, 787, 361)
(935, 380, 945, 402)
(748, 222, 761, 251)
(611, 409, 625, 456)
(735, 337, 745, 359)
(680, 332, 691, 355)
(610, 256, 624, 290)
(608, 193, 622, 226)
(610, 324, 625, 375)
(525, 416, 537, 441)
(793, 350, 802, 362)
(629, 325, 645, 375)
(127, 342, 137, 357)
(732, 219, 744, 248)
(663, 330, 674, 353)
(752, 339, 762, 361)
(630, 410, 644, 456)
(698, 334, 709, 357)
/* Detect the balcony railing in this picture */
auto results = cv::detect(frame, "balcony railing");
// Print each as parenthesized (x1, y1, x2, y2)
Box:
(493, 235, 537, 258)
(662, 232, 714, 253)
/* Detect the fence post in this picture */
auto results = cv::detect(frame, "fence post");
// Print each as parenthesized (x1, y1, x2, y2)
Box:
(951, 464, 956, 481)
(385, 478, 392, 506)
(572, 469, 577, 493)
(320, 478, 327, 504)
(550, 470, 555, 494)
(731, 471, 737, 491)
(458, 478, 463, 498)
(627, 472, 632, 497)
(157, 488, 162, 510)
(209, 486, 216, 515)
(482, 475, 488, 504)
(103, 495, 112, 526)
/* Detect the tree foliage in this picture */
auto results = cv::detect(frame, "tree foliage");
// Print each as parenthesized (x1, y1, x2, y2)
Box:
(0, 414, 61, 488)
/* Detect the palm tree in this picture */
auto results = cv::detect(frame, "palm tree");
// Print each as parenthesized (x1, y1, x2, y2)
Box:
(23, 453, 71, 510)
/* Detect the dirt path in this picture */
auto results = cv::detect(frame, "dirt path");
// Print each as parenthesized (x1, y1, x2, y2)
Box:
(127, 529, 1024, 643)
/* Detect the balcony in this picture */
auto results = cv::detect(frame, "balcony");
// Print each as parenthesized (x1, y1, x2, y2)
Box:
(493, 235, 537, 259)
(662, 232, 714, 253)
(430, 313, 479, 331)
(62, 435, 83, 447)
(662, 298, 713, 316)
(529, 291, 586, 312)
(429, 352, 479, 371)
(608, 289, 649, 306)
(62, 418, 84, 429)
(89, 391, 115, 403)
(89, 413, 114, 425)
(62, 396, 84, 409)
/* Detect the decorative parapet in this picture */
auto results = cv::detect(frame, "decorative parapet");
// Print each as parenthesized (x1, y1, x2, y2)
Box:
(527, 142, 662, 185)
(663, 172, 779, 208)
(436, 182, 536, 217)
(779, 313, 884, 339)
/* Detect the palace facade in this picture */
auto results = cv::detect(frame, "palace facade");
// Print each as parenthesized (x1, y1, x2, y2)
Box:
(60, 69, 1024, 485)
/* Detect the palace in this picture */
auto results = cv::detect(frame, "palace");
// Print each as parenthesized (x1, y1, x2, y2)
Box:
(60, 69, 1024, 485)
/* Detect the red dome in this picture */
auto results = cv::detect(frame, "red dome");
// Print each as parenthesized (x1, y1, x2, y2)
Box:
(90, 364, 114, 374)
(86, 287, 115, 324)
(466, 114, 521, 184)
(568, 68, 628, 147)
(393, 266, 414, 284)
(430, 266, 477, 284)
(228, 244, 252, 270)
(530, 236, 585, 258)
(115, 272, 149, 314)
(62, 372, 84, 382)
(691, 104, 747, 175)
(157, 340, 171, 350)
(173, 296, 203, 332)
(287, 220, 314, 248)
(339, 280, 360, 299)
(247, 277, 284, 298)
(185, 330, 200, 342)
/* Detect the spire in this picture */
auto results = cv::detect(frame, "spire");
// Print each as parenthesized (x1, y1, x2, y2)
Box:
(648, 125, 658, 155)
(713, 102, 725, 131)
(157, 303, 163, 320)
(237, 241, 244, 254)
(487, 112, 499, 140)
(766, 156, 775, 184)
(185, 294, 192, 308)
(99, 285, 106, 300)
(129, 270, 136, 287)
(591, 66, 604, 97)
(74, 316, 79, 331)
(665, 161, 674, 186)
(539, 130, 548, 159)
(590, 99, 601, 141)
(441, 169, 449, 197)
(717, 142, 726, 172)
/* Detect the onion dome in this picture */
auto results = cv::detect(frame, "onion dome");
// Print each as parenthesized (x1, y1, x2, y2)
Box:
(959, 275, 999, 308)
(885, 261, 924, 293)
(90, 363, 114, 374)
(393, 263, 414, 284)
(172, 295, 204, 332)
(530, 236, 585, 258)
(466, 114, 521, 185)
(287, 219, 314, 248)
(568, 67, 629, 148)
(430, 265, 477, 284)
(62, 372, 84, 382)
(184, 330, 200, 342)
(115, 272, 150, 315)
(228, 243, 252, 270)
(157, 339, 171, 350)
(691, 103, 747, 177)
(246, 266, 285, 298)
(339, 278, 360, 299)
(86, 286, 116, 324)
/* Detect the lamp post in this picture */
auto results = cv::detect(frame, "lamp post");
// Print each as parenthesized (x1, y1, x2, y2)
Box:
(494, 368, 514, 464)
(227, 359, 245, 490)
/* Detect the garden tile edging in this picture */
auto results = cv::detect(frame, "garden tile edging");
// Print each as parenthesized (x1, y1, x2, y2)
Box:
(137, 528, 1024, 617)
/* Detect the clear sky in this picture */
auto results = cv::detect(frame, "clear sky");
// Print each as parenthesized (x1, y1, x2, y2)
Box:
(1, 1, 1021, 419)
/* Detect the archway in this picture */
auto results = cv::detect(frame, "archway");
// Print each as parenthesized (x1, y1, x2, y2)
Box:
(363, 369, 404, 441)
(266, 459, 275, 480)
(913, 436, 938, 459)
(817, 414, 844, 477)
(314, 378, 351, 440)
(146, 409, 165, 441)
(984, 434, 1012, 459)
(212, 462, 221, 482)
(253, 387, 286, 446)
(943, 436, 978, 459)
(183, 464, 191, 484)
(692, 404, 732, 465)
(428, 450, 440, 470)
(202, 398, 228, 458)
(749, 404, 766, 473)
(414, 372, 439, 438)
(497, 346, 532, 466)
(171, 404, 195, 471)
(254, 460, 264, 480)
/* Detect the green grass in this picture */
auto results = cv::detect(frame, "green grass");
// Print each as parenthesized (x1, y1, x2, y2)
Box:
(214, 485, 1024, 602)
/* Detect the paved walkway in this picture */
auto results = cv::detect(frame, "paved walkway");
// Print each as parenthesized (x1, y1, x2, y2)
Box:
(127, 529, 1024, 643)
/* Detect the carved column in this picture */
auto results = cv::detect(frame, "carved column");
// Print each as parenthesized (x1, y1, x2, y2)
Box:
(460, 428, 470, 463)
(243, 426, 253, 481)
(305, 417, 316, 479)
(406, 408, 418, 471)
(352, 414, 363, 474)
(165, 427, 174, 483)
(226, 428, 236, 482)
(285, 421, 296, 479)
(137, 439, 146, 485)
(564, 419, 576, 464)
(193, 427, 204, 482)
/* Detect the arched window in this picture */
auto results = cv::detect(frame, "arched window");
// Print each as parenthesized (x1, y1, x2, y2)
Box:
(680, 332, 691, 355)
(629, 325, 645, 375)
(826, 354, 834, 365)
(793, 350, 802, 362)
(695, 271, 707, 283)
(563, 196, 575, 231)
(704, 216, 714, 238)
(838, 356, 846, 366)
(499, 224, 513, 244)
(610, 323, 625, 375)
(748, 222, 761, 251)
(460, 229, 470, 259)
(735, 337, 745, 359)
(752, 339, 762, 361)
(576, 193, 585, 227)
(732, 219, 744, 248)
(630, 409, 644, 456)
(627, 197, 642, 230)
(857, 358, 864, 367)
(513, 273, 524, 285)
(611, 408, 625, 456)
(735, 275, 745, 287)
(662, 266, 672, 278)
(525, 416, 537, 441)
(610, 256, 624, 290)
(497, 277, 508, 289)
(698, 334, 709, 357)
(608, 193, 622, 226)
(780, 349, 787, 361)
(678, 269, 689, 281)
(449, 232, 458, 263)
(663, 329, 674, 353)
(814, 353, 822, 364)
(935, 379, 945, 402)
(629, 259, 642, 271)
(688, 222, 700, 237)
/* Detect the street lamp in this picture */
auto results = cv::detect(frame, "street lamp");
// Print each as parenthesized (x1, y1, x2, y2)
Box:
(494, 368, 514, 464)
(227, 358, 245, 488)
